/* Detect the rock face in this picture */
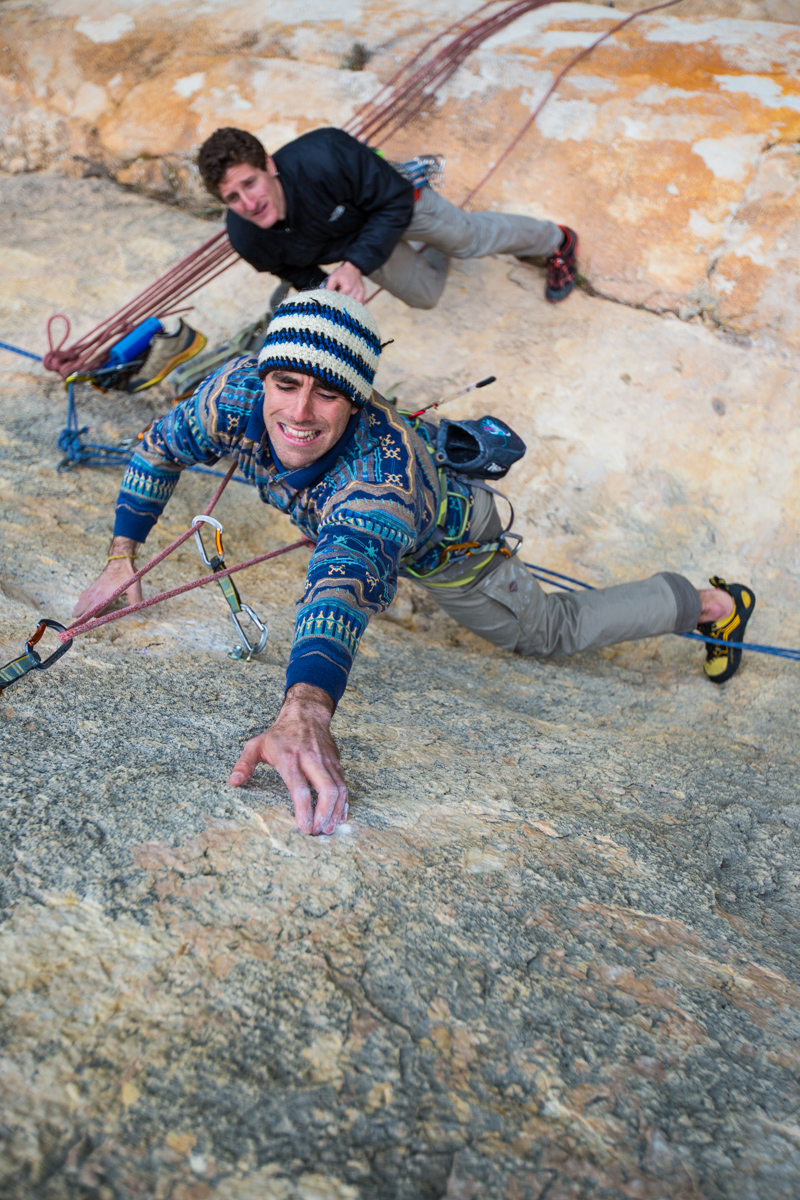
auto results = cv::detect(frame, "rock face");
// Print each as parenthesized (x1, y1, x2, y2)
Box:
(1, 4, 800, 1199)
(2, 0, 800, 352)
(2, 167, 800, 1200)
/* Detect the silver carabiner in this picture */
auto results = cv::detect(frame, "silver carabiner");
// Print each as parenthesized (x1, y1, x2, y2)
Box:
(192, 514, 268, 660)
(228, 605, 269, 661)
(501, 532, 524, 558)
(192, 514, 224, 567)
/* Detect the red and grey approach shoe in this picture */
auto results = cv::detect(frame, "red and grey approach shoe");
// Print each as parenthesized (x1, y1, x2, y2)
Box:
(545, 225, 579, 303)
(698, 576, 756, 684)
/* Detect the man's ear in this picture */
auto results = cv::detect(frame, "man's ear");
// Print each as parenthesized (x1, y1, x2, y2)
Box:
(267, 155, 278, 176)
(350, 403, 360, 415)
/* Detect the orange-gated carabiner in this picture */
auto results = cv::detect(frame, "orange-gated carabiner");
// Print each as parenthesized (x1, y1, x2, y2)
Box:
(0, 620, 73, 694)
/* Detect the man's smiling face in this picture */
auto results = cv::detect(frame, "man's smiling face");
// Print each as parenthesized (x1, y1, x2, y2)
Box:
(262, 370, 358, 469)
(220, 160, 286, 228)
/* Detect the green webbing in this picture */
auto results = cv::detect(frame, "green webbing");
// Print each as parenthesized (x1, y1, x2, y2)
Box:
(0, 648, 40, 688)
(217, 574, 243, 614)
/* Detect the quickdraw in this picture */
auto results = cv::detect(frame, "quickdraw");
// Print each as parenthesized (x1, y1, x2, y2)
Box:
(0, 462, 310, 697)
(0, 620, 73, 694)
(193, 515, 268, 660)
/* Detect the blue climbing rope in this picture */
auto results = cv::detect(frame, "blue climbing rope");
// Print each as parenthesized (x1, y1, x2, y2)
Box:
(1, 336, 249, 485)
(525, 561, 800, 662)
(0, 339, 43, 362)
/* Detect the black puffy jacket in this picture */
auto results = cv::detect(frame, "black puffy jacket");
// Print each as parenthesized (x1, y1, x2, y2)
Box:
(226, 127, 415, 290)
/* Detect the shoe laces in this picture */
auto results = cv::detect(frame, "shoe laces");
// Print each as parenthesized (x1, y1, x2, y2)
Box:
(705, 640, 729, 662)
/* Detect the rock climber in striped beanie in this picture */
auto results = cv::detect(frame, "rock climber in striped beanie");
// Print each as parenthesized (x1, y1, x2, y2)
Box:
(74, 289, 755, 837)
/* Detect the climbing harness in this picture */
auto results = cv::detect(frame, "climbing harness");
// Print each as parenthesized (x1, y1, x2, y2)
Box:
(193, 515, 269, 660)
(401, 453, 522, 587)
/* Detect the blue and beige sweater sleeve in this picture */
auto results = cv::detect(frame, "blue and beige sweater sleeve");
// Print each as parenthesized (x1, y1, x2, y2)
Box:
(287, 496, 419, 703)
(111, 359, 445, 707)
(113, 359, 258, 541)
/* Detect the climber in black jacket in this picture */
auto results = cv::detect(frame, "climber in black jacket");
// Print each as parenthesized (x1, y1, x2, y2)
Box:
(197, 125, 579, 308)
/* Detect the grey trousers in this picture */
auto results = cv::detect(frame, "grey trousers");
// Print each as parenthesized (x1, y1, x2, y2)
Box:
(370, 187, 563, 309)
(414, 490, 701, 656)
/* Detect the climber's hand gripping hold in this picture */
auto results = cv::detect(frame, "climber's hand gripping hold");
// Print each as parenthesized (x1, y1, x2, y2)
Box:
(229, 683, 348, 836)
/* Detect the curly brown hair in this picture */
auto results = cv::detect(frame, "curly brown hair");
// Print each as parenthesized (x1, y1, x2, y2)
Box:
(197, 128, 268, 198)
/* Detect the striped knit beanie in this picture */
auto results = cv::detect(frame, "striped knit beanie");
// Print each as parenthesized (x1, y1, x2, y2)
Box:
(257, 288, 381, 407)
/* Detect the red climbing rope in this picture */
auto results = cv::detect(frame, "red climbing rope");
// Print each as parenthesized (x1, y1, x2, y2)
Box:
(346, 1, 549, 146)
(460, 0, 688, 207)
(62, 537, 313, 642)
(43, 231, 237, 379)
(58, 458, 311, 643)
(359, 0, 687, 305)
(67, 460, 239, 629)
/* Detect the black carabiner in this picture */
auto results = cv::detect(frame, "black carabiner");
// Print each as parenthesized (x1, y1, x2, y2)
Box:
(27, 619, 74, 669)
(0, 620, 73, 694)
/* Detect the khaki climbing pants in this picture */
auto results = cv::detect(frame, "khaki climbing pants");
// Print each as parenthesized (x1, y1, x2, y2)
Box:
(414, 489, 702, 656)
(369, 187, 563, 309)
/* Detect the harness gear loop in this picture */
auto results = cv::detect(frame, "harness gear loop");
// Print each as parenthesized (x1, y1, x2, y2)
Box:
(192, 515, 269, 660)
(404, 465, 523, 585)
(0, 620, 73, 694)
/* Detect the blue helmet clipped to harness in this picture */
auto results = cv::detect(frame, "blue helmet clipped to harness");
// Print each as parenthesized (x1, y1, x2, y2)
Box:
(433, 415, 526, 479)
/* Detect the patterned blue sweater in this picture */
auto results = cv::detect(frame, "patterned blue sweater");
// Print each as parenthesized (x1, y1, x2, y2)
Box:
(114, 357, 475, 704)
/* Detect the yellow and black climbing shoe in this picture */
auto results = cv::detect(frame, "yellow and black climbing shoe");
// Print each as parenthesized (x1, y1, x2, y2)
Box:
(699, 576, 756, 684)
(124, 319, 207, 393)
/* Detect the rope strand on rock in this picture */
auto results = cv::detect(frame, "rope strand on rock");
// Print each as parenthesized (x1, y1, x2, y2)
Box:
(460, 0, 687, 207)
(42, 232, 237, 379)
(69, 460, 239, 629)
(61, 537, 313, 642)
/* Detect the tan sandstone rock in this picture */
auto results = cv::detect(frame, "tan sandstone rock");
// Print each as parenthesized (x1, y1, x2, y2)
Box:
(1, 1, 800, 351)
(1, 4, 799, 1200)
